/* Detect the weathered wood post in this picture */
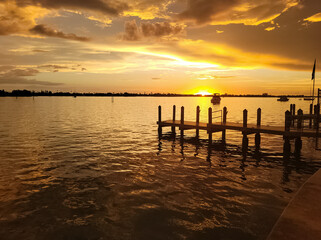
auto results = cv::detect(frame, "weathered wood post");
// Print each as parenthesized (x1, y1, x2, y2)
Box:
(255, 108, 261, 149)
(292, 104, 296, 126)
(222, 107, 227, 143)
(242, 109, 248, 150)
(297, 109, 303, 129)
(309, 104, 313, 128)
(180, 106, 184, 138)
(290, 104, 293, 115)
(284, 110, 291, 152)
(314, 105, 317, 128)
(208, 107, 213, 144)
(295, 109, 302, 153)
(196, 106, 200, 138)
(172, 105, 176, 135)
(158, 105, 162, 136)
(316, 104, 320, 138)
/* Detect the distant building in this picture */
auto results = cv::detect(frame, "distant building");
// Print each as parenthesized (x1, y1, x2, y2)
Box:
(262, 93, 269, 96)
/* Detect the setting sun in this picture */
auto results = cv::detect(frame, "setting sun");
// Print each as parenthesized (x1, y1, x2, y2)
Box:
(194, 90, 213, 96)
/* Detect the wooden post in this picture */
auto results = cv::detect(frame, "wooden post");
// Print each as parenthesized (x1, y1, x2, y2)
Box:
(314, 105, 317, 128)
(290, 104, 293, 115)
(309, 104, 313, 128)
(180, 106, 184, 138)
(297, 109, 303, 129)
(243, 109, 248, 128)
(317, 104, 320, 138)
(158, 105, 162, 136)
(257, 108, 261, 126)
(292, 104, 296, 126)
(208, 107, 212, 144)
(255, 108, 261, 149)
(285, 110, 291, 132)
(284, 110, 291, 153)
(222, 107, 227, 143)
(242, 109, 248, 150)
(172, 105, 176, 134)
(295, 108, 303, 154)
(196, 106, 200, 138)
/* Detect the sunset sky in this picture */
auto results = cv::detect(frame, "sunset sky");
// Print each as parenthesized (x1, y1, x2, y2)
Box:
(0, 0, 321, 94)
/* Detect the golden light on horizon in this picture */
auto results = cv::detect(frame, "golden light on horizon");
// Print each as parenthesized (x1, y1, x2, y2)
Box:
(194, 90, 213, 96)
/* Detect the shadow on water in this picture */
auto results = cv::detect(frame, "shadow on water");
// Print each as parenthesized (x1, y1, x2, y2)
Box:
(157, 132, 320, 184)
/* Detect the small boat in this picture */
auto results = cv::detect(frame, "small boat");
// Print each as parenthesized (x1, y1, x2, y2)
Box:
(304, 97, 313, 100)
(277, 96, 289, 102)
(211, 93, 221, 104)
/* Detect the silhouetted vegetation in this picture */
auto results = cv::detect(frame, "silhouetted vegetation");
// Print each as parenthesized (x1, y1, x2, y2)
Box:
(0, 89, 305, 98)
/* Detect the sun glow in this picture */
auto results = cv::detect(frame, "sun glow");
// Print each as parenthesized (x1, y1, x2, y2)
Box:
(194, 90, 213, 96)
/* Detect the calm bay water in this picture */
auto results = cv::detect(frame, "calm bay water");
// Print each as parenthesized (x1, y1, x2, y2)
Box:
(0, 97, 320, 240)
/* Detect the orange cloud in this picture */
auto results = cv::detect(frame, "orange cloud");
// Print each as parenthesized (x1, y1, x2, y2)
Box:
(178, 0, 299, 25)
(304, 13, 321, 22)
(122, 20, 185, 41)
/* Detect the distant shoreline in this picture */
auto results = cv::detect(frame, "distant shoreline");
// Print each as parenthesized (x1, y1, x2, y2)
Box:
(0, 90, 308, 98)
(0, 95, 308, 98)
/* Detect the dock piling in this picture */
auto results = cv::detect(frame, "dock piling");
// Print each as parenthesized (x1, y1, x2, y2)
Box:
(196, 106, 200, 138)
(285, 110, 291, 131)
(172, 105, 176, 135)
(292, 104, 296, 126)
(158, 105, 162, 136)
(290, 104, 293, 115)
(284, 110, 292, 153)
(255, 108, 261, 149)
(297, 109, 303, 129)
(242, 109, 248, 150)
(243, 109, 248, 128)
(222, 107, 227, 143)
(208, 107, 213, 144)
(309, 104, 313, 128)
(180, 106, 184, 138)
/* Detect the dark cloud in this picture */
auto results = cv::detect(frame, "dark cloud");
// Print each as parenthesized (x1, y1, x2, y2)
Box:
(38, 64, 86, 72)
(0, 76, 63, 86)
(141, 22, 184, 37)
(6, 68, 39, 77)
(39, 64, 69, 69)
(122, 20, 141, 41)
(122, 20, 185, 41)
(30, 24, 90, 41)
(33, 49, 50, 53)
(15, 0, 129, 16)
(183, 0, 321, 71)
(0, 66, 62, 86)
(178, 0, 239, 24)
(0, 65, 15, 72)
(178, 0, 299, 25)
(0, 1, 36, 36)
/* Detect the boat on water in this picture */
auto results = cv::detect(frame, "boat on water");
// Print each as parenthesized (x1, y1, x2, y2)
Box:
(211, 93, 221, 104)
(277, 96, 289, 102)
(304, 96, 314, 101)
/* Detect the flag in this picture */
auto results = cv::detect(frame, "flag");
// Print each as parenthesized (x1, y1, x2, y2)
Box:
(312, 59, 316, 80)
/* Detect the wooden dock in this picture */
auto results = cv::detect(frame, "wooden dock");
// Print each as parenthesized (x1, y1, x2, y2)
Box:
(157, 100, 321, 152)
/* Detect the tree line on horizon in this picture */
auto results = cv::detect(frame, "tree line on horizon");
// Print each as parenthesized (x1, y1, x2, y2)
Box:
(0, 89, 305, 97)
